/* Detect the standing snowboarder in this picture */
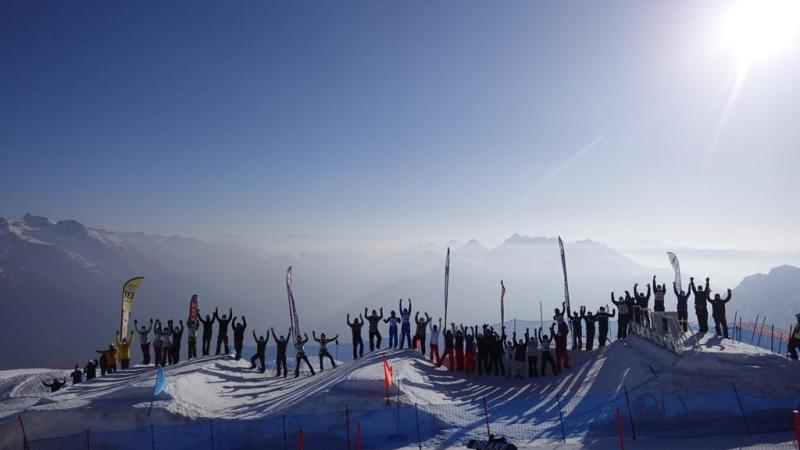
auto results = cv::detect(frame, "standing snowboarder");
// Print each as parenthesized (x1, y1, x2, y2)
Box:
(271, 327, 291, 377)
(595, 306, 615, 347)
(537, 327, 557, 376)
(232, 316, 247, 360)
(384, 310, 400, 348)
(788, 314, 800, 360)
(134, 319, 153, 365)
(399, 299, 413, 349)
(346, 313, 365, 359)
(199, 313, 215, 356)
(429, 318, 442, 363)
(633, 283, 651, 327)
(171, 320, 184, 364)
(153, 320, 164, 366)
(569, 311, 583, 351)
(364, 307, 384, 351)
(611, 292, 629, 339)
(413, 312, 431, 356)
(115, 331, 135, 370)
(689, 277, 711, 333)
(187, 317, 200, 360)
(652, 276, 667, 312)
(525, 327, 538, 377)
(312, 331, 338, 371)
(250, 330, 269, 373)
(674, 283, 691, 332)
(707, 288, 732, 338)
(214, 307, 233, 355)
(581, 307, 598, 351)
(293, 333, 315, 377)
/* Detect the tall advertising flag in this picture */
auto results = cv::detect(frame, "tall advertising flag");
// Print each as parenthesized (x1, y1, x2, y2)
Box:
(667, 252, 682, 292)
(444, 247, 450, 327)
(558, 237, 571, 318)
(286, 266, 301, 338)
(120, 277, 144, 337)
(500, 280, 506, 332)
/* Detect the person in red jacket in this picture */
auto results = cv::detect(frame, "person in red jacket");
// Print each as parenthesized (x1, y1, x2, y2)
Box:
(551, 322, 570, 372)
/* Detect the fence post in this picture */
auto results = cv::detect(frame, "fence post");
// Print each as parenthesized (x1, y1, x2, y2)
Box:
(150, 424, 155, 450)
(414, 403, 422, 450)
(792, 410, 800, 450)
(86, 428, 90, 450)
(556, 395, 566, 443)
(345, 403, 351, 450)
(771, 324, 775, 352)
(283, 415, 288, 450)
(209, 419, 215, 450)
(757, 316, 767, 347)
(751, 315, 759, 343)
(779, 333, 785, 355)
(296, 429, 304, 450)
(482, 397, 491, 438)
(17, 416, 30, 450)
(615, 407, 626, 450)
(356, 422, 362, 450)
(623, 385, 637, 440)
(732, 382, 751, 436)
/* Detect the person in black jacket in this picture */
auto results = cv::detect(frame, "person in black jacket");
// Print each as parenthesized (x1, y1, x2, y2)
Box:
(171, 320, 184, 364)
(595, 306, 615, 347)
(569, 311, 583, 351)
(232, 316, 247, 360)
(652, 276, 667, 312)
(581, 307, 598, 351)
(552, 322, 570, 372)
(689, 277, 711, 332)
(250, 330, 270, 373)
(707, 288, 732, 338)
(346, 313, 365, 359)
(413, 312, 431, 356)
(199, 313, 215, 356)
(511, 332, 527, 379)
(611, 292, 630, 339)
(271, 327, 291, 378)
(674, 283, 691, 332)
(537, 327, 557, 376)
(214, 307, 233, 355)
(84, 359, 98, 380)
(364, 307, 384, 351)
(43, 378, 67, 393)
(437, 326, 455, 371)
(633, 283, 651, 327)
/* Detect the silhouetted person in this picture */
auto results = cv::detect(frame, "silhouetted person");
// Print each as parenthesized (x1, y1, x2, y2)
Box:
(652, 276, 667, 312)
(581, 307, 598, 351)
(214, 307, 233, 355)
(429, 319, 442, 363)
(384, 310, 400, 348)
(84, 359, 98, 380)
(611, 292, 630, 339)
(187, 317, 200, 359)
(413, 312, 431, 356)
(199, 313, 215, 356)
(524, 327, 538, 377)
(171, 320, 184, 363)
(70, 365, 83, 384)
(707, 288, 732, 338)
(346, 313, 365, 359)
(271, 327, 291, 377)
(552, 322, 570, 372)
(689, 277, 711, 332)
(633, 283, 651, 327)
(788, 314, 800, 360)
(250, 330, 269, 373)
(674, 283, 691, 332)
(399, 298, 413, 349)
(364, 307, 384, 351)
(232, 316, 247, 360)
(570, 311, 583, 350)
(537, 327, 556, 376)
(595, 306, 615, 347)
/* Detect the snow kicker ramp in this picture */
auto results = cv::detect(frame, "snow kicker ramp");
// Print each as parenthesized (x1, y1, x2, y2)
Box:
(1, 336, 799, 449)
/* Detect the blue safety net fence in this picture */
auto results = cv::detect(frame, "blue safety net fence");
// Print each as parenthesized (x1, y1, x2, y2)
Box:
(4, 388, 798, 450)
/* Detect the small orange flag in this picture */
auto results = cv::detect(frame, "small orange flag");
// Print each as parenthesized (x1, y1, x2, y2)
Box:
(383, 355, 392, 391)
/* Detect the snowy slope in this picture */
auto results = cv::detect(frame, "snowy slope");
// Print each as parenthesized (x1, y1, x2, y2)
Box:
(1, 335, 799, 449)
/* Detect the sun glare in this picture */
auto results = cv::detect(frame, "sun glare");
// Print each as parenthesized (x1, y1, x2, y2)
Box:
(719, 0, 800, 64)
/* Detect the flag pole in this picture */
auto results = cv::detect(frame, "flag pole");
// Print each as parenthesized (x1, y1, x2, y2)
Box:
(540, 300, 543, 329)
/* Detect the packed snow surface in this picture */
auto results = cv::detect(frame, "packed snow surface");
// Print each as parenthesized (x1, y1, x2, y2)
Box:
(1, 334, 799, 449)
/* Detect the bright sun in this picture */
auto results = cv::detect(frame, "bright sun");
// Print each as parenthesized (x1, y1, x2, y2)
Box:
(719, 0, 800, 64)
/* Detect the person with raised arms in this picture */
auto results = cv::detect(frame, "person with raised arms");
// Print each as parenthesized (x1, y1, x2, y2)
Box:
(214, 307, 233, 355)
(134, 319, 153, 365)
(312, 331, 339, 371)
(271, 327, 291, 378)
(364, 307, 384, 351)
(250, 330, 269, 373)
(293, 333, 315, 378)
(346, 313, 365, 359)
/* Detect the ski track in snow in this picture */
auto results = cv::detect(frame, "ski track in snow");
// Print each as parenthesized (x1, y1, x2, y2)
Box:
(1, 334, 799, 449)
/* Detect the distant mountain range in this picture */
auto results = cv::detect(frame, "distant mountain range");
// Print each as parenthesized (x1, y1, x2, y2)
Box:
(2, 213, 798, 369)
(731, 265, 800, 331)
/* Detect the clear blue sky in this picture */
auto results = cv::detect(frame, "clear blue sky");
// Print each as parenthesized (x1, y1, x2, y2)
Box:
(2, 0, 799, 249)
